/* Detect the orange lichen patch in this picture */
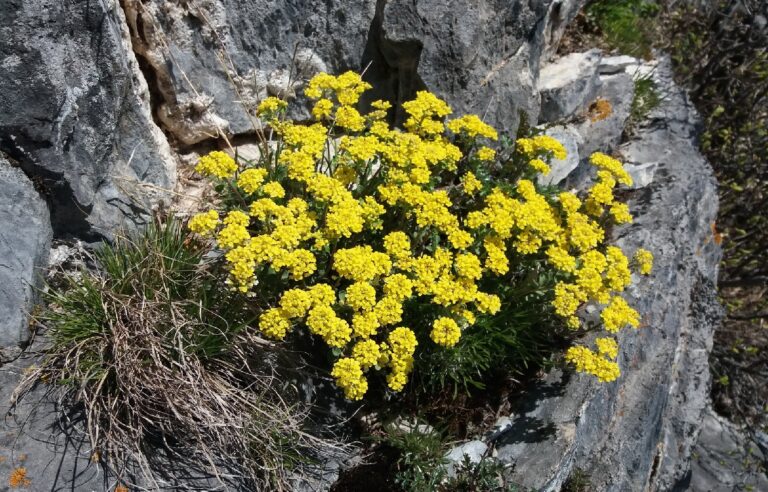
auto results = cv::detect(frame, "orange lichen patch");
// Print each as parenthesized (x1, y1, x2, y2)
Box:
(588, 98, 613, 122)
(711, 222, 723, 245)
(9, 467, 31, 488)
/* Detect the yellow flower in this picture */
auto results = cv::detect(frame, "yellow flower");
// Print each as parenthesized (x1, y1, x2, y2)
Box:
(196, 151, 238, 179)
(462, 171, 483, 194)
(430, 317, 461, 347)
(447, 114, 498, 140)
(331, 357, 368, 400)
(634, 248, 654, 275)
(529, 158, 551, 175)
(565, 345, 620, 382)
(237, 168, 267, 194)
(352, 339, 382, 369)
(188, 210, 219, 236)
(312, 98, 334, 119)
(262, 181, 285, 199)
(601, 295, 640, 333)
(257, 96, 288, 116)
(259, 308, 291, 339)
(346, 281, 377, 311)
(476, 146, 496, 161)
(596, 337, 619, 360)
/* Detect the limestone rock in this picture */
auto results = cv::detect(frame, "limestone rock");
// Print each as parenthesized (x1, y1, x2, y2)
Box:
(0, 157, 51, 362)
(0, 0, 176, 239)
(539, 49, 603, 123)
(687, 407, 768, 492)
(541, 0, 589, 60)
(575, 72, 635, 157)
(495, 58, 723, 491)
(445, 440, 489, 478)
(122, 0, 554, 141)
(599, 55, 640, 75)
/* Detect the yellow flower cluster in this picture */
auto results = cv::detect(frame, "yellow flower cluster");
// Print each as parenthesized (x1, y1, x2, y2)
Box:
(189, 70, 649, 397)
(634, 248, 654, 275)
(195, 151, 237, 179)
(565, 344, 620, 382)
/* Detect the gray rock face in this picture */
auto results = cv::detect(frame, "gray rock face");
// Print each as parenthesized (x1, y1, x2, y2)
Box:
(495, 59, 723, 491)
(0, 0, 176, 238)
(574, 72, 635, 157)
(0, 157, 52, 362)
(123, 0, 553, 143)
(539, 49, 602, 123)
(541, 0, 588, 60)
(687, 407, 768, 492)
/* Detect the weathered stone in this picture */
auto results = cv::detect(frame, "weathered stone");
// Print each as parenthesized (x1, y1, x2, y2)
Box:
(686, 407, 768, 492)
(0, 0, 176, 239)
(539, 49, 602, 123)
(541, 0, 589, 60)
(444, 440, 489, 477)
(123, 0, 554, 142)
(574, 72, 635, 157)
(537, 125, 582, 186)
(495, 58, 723, 491)
(624, 162, 659, 189)
(0, 157, 52, 362)
(599, 55, 640, 75)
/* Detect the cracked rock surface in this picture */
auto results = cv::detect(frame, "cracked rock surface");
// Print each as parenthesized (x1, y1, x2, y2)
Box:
(494, 58, 723, 492)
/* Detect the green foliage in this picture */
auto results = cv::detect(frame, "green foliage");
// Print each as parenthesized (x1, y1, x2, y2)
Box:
(626, 74, 661, 133)
(383, 422, 449, 492)
(585, 0, 660, 58)
(562, 467, 592, 492)
(381, 423, 523, 492)
(414, 261, 565, 395)
(21, 217, 329, 489)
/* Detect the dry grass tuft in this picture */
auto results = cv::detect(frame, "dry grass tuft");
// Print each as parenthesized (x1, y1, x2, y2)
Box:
(11, 218, 343, 490)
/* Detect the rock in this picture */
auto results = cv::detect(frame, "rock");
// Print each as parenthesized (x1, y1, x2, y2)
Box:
(0, 0, 176, 239)
(495, 58, 723, 491)
(538, 125, 582, 186)
(0, 157, 52, 362)
(445, 440, 489, 477)
(123, 0, 555, 141)
(373, 0, 549, 134)
(599, 55, 640, 75)
(541, 0, 589, 60)
(539, 49, 603, 123)
(687, 407, 768, 492)
(575, 72, 635, 157)
(624, 162, 659, 189)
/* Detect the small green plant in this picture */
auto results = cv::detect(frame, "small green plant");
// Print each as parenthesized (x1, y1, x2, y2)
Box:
(381, 423, 520, 491)
(625, 74, 662, 134)
(562, 467, 592, 492)
(14, 218, 334, 490)
(585, 0, 660, 58)
(383, 421, 448, 492)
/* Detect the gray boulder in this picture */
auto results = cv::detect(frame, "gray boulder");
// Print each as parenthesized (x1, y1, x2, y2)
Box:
(0, 157, 52, 363)
(495, 59, 723, 491)
(539, 49, 603, 123)
(0, 0, 176, 238)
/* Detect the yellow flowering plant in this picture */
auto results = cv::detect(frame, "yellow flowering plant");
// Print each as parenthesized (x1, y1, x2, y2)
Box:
(189, 71, 654, 399)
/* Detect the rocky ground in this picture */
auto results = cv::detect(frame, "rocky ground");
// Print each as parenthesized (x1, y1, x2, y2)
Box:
(0, 0, 762, 490)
